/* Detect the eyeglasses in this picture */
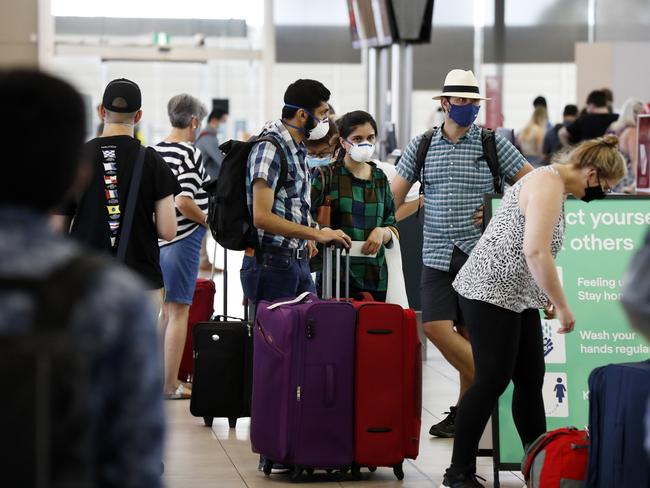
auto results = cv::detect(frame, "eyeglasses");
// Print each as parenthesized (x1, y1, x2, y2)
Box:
(597, 173, 613, 194)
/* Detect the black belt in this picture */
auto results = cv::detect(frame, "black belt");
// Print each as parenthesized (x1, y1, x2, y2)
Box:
(260, 245, 308, 260)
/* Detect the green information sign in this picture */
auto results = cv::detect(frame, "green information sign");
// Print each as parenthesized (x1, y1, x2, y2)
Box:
(486, 196, 650, 475)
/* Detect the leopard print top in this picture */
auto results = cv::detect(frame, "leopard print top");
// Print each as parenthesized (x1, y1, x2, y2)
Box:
(453, 166, 565, 313)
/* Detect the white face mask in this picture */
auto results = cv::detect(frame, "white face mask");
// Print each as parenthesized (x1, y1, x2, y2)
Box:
(347, 141, 375, 163)
(307, 117, 329, 141)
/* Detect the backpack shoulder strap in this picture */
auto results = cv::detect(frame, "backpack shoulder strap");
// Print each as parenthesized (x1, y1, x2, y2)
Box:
(253, 135, 288, 196)
(116, 146, 146, 261)
(481, 128, 502, 193)
(415, 127, 437, 184)
(0, 254, 106, 329)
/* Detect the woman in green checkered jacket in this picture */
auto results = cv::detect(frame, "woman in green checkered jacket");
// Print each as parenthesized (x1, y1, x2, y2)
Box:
(311, 111, 398, 302)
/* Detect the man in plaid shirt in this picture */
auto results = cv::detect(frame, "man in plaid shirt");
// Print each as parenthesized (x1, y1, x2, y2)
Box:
(244, 79, 351, 475)
(243, 79, 350, 315)
(391, 69, 534, 444)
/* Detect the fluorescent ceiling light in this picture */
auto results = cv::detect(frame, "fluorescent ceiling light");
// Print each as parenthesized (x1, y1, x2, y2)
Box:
(51, 0, 264, 25)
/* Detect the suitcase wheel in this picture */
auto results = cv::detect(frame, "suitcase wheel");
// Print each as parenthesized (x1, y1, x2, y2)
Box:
(203, 417, 213, 427)
(368, 466, 377, 473)
(263, 460, 273, 476)
(228, 417, 237, 429)
(290, 467, 304, 483)
(305, 468, 314, 476)
(393, 463, 404, 480)
(350, 464, 362, 481)
(331, 466, 349, 482)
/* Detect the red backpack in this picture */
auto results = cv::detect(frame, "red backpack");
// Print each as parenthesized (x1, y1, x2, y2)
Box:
(521, 427, 589, 488)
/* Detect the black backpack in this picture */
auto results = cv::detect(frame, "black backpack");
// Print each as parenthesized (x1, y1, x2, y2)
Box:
(414, 126, 502, 194)
(204, 135, 288, 251)
(0, 254, 103, 487)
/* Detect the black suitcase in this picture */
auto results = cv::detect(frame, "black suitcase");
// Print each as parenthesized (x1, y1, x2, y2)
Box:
(189, 248, 253, 428)
(189, 314, 252, 428)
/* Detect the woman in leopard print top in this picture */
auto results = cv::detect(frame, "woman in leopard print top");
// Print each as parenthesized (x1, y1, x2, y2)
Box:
(441, 135, 626, 487)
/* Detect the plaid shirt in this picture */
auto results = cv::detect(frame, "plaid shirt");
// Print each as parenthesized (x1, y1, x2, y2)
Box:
(396, 124, 525, 271)
(246, 119, 311, 249)
(311, 161, 397, 293)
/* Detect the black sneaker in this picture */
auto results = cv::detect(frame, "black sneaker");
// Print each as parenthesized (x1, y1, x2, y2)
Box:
(440, 467, 485, 488)
(430, 406, 456, 438)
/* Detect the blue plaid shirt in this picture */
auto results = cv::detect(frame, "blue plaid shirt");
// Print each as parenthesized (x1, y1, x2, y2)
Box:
(247, 119, 311, 249)
(396, 124, 526, 271)
(0, 207, 163, 487)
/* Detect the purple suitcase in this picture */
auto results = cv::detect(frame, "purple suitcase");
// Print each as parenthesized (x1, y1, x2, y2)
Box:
(251, 284, 356, 478)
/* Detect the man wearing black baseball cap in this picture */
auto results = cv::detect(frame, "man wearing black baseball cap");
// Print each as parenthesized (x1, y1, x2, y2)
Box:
(54, 78, 181, 313)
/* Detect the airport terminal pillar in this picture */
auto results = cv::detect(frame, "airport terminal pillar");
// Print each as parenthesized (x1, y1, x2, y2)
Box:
(0, 0, 38, 66)
(391, 43, 413, 149)
(576, 42, 650, 109)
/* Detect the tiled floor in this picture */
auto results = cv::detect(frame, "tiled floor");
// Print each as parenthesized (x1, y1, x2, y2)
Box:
(163, 348, 525, 488)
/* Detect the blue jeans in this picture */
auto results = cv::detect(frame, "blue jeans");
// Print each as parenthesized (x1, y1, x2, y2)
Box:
(239, 252, 315, 307)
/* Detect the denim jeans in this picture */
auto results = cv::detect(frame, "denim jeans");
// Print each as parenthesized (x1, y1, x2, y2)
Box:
(239, 252, 315, 309)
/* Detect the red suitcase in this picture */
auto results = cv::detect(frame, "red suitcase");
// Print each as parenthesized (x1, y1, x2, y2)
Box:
(178, 278, 216, 382)
(351, 297, 422, 480)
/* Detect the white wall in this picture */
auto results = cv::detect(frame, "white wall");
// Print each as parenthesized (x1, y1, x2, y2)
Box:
(480, 63, 577, 133)
(50, 57, 365, 142)
(576, 42, 650, 111)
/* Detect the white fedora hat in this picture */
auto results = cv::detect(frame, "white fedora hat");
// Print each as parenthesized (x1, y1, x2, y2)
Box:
(432, 69, 490, 100)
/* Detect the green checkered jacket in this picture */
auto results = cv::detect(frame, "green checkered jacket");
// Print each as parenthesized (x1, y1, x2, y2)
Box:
(311, 160, 397, 293)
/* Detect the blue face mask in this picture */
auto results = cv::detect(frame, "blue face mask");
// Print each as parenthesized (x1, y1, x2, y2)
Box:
(306, 155, 331, 168)
(448, 103, 480, 127)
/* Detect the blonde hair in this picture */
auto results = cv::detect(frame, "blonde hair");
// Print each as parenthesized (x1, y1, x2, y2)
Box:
(520, 106, 547, 141)
(610, 98, 645, 133)
(568, 134, 627, 181)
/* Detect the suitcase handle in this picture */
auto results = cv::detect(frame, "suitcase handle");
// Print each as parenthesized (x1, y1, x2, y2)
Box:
(213, 314, 247, 322)
(356, 291, 375, 302)
(267, 291, 314, 310)
(322, 244, 350, 301)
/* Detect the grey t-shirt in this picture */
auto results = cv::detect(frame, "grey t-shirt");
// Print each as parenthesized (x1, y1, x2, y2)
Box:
(195, 127, 224, 180)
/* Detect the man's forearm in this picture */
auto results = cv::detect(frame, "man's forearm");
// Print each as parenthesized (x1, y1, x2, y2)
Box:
(395, 198, 421, 222)
(255, 211, 321, 243)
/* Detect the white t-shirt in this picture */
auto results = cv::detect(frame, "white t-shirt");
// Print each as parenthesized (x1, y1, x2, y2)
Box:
(374, 160, 421, 203)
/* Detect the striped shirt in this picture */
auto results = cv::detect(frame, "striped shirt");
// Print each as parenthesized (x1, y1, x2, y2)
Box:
(154, 141, 208, 246)
(246, 119, 311, 250)
(396, 124, 526, 272)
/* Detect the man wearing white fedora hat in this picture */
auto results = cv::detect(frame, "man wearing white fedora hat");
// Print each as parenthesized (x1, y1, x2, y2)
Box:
(391, 69, 533, 483)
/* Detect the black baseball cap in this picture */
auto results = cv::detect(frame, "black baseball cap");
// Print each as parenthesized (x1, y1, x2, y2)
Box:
(102, 78, 141, 113)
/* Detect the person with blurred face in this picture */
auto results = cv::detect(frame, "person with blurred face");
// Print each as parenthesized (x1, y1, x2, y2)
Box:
(445, 135, 626, 487)
(391, 69, 534, 441)
(311, 111, 397, 301)
(304, 116, 339, 169)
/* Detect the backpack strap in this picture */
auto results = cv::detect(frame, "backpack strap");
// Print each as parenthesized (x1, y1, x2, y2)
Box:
(413, 127, 438, 218)
(415, 127, 437, 186)
(116, 146, 146, 262)
(317, 164, 334, 200)
(0, 254, 105, 329)
(481, 128, 503, 193)
(254, 135, 288, 196)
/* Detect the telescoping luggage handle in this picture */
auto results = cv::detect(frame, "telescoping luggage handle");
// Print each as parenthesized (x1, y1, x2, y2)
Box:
(322, 243, 350, 301)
